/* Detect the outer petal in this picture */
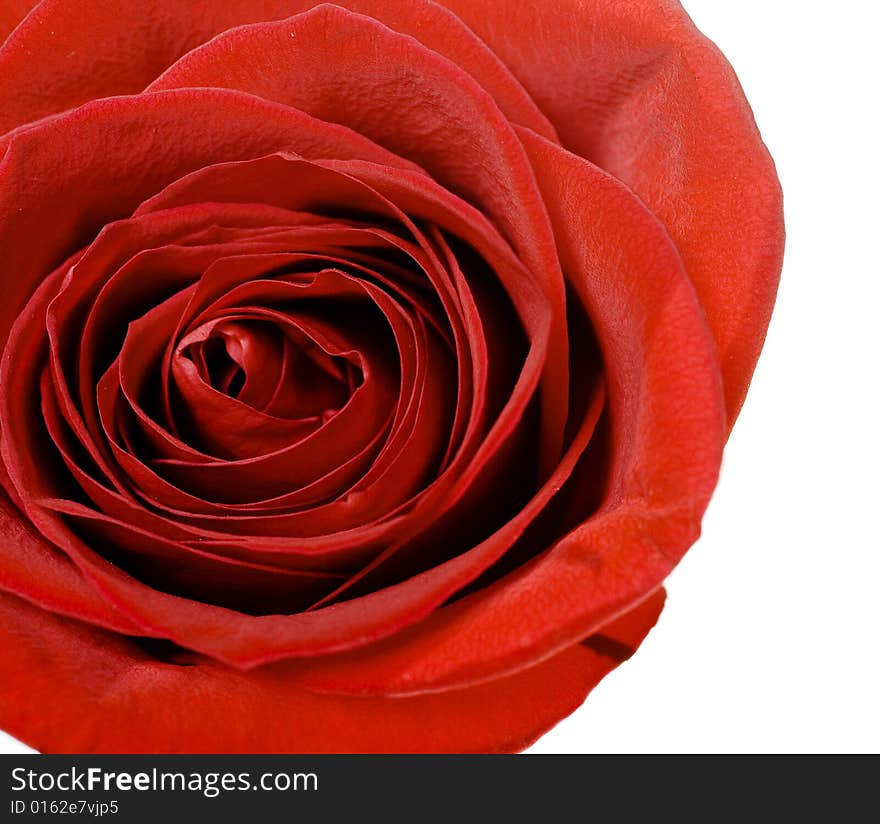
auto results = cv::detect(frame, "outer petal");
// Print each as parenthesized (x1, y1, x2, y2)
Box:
(0, 0, 555, 140)
(0, 0, 37, 44)
(0, 493, 140, 635)
(440, 0, 785, 423)
(0, 589, 664, 753)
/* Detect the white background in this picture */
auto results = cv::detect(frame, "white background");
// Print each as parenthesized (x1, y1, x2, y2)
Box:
(3, 0, 878, 754)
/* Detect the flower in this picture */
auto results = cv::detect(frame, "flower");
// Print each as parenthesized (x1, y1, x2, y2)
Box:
(0, 0, 783, 753)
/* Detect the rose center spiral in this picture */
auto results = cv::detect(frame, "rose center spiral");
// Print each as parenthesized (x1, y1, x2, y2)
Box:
(176, 317, 363, 423)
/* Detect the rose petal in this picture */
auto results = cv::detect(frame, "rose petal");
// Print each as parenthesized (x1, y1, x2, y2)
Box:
(0, 588, 663, 753)
(0, 0, 556, 140)
(0, 0, 36, 44)
(440, 0, 785, 421)
(0, 494, 141, 635)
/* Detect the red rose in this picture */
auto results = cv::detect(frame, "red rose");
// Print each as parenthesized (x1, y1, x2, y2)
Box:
(0, 0, 783, 753)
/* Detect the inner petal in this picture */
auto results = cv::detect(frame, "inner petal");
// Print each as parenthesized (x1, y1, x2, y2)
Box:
(180, 318, 359, 421)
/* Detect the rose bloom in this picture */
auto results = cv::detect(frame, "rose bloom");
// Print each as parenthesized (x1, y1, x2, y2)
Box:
(0, 0, 783, 753)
